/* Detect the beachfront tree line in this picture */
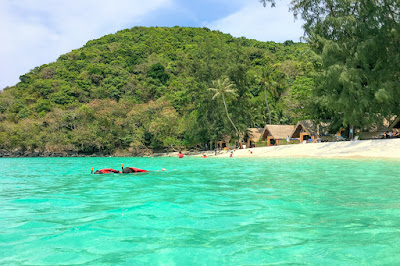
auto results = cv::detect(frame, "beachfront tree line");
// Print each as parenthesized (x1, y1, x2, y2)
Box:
(0, 27, 316, 154)
(260, 0, 400, 131)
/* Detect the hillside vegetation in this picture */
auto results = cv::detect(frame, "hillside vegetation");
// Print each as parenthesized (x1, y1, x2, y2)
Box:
(0, 27, 316, 155)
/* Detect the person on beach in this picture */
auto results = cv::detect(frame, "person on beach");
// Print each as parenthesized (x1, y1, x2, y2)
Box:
(178, 151, 184, 158)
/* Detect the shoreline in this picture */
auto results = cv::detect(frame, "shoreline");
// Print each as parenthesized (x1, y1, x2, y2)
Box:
(203, 138, 400, 160)
(1, 139, 399, 160)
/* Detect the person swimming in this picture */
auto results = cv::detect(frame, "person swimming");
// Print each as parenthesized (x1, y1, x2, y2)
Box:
(121, 163, 148, 173)
(92, 164, 166, 174)
(92, 168, 121, 174)
(122, 167, 148, 173)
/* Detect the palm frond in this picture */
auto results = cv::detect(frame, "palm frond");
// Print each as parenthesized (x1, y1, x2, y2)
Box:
(212, 92, 220, 100)
(224, 89, 237, 95)
(225, 83, 235, 90)
(209, 77, 237, 99)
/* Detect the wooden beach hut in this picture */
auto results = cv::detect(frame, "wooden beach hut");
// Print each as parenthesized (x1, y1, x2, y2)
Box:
(262, 125, 295, 146)
(216, 135, 231, 149)
(244, 128, 264, 148)
(233, 129, 263, 149)
(290, 120, 318, 143)
(357, 116, 400, 139)
(389, 116, 400, 130)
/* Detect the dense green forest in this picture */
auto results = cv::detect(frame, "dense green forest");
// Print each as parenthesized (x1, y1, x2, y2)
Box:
(0, 27, 317, 155)
(261, 0, 400, 131)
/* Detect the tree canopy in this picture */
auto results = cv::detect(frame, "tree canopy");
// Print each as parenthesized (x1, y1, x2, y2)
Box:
(262, 0, 400, 130)
(0, 26, 315, 155)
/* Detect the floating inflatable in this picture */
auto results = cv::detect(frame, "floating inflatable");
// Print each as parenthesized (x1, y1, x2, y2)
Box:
(91, 164, 150, 174)
(92, 168, 121, 174)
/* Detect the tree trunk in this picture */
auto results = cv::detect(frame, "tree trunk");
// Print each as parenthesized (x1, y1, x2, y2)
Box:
(222, 93, 240, 144)
(264, 86, 272, 124)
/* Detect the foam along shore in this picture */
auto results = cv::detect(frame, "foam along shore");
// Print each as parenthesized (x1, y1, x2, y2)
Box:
(212, 139, 400, 159)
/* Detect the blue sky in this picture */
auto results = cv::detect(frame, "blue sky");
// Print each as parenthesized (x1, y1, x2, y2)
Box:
(0, 0, 303, 89)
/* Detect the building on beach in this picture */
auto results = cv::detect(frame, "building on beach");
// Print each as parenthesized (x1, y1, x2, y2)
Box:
(389, 116, 400, 130)
(242, 128, 264, 148)
(261, 125, 295, 146)
(290, 120, 318, 143)
(216, 135, 231, 149)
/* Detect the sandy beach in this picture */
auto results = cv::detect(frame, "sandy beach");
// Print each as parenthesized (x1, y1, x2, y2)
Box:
(208, 139, 400, 159)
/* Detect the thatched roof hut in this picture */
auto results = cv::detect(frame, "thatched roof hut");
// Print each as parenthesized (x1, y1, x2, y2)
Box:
(389, 116, 400, 130)
(215, 135, 232, 149)
(238, 128, 264, 148)
(291, 120, 318, 139)
(247, 128, 264, 142)
(355, 116, 399, 139)
(220, 135, 231, 143)
(262, 125, 295, 141)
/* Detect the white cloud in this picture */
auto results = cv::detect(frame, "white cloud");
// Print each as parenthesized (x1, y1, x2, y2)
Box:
(205, 0, 304, 43)
(0, 0, 172, 89)
(0, 0, 305, 90)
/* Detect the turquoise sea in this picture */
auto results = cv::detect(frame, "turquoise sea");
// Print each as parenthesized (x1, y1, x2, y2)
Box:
(1, 157, 400, 265)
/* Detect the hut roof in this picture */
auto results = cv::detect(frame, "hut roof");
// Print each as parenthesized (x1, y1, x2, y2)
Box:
(247, 128, 264, 141)
(290, 120, 318, 138)
(218, 135, 231, 143)
(389, 116, 400, 129)
(371, 116, 394, 131)
(262, 125, 295, 140)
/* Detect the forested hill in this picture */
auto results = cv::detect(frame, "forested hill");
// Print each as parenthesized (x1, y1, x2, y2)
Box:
(0, 26, 316, 156)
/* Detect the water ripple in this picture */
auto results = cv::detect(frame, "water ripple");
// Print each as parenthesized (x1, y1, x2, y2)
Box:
(1, 157, 400, 264)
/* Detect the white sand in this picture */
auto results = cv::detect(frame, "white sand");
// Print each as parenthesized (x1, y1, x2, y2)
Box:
(210, 139, 400, 159)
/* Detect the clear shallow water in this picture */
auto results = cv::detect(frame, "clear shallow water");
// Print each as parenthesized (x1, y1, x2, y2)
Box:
(1, 157, 400, 265)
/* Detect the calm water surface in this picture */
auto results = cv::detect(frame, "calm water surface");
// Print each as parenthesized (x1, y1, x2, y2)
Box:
(1, 157, 400, 265)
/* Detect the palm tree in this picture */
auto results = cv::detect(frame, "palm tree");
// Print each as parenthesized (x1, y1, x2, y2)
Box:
(256, 68, 279, 124)
(209, 77, 240, 139)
